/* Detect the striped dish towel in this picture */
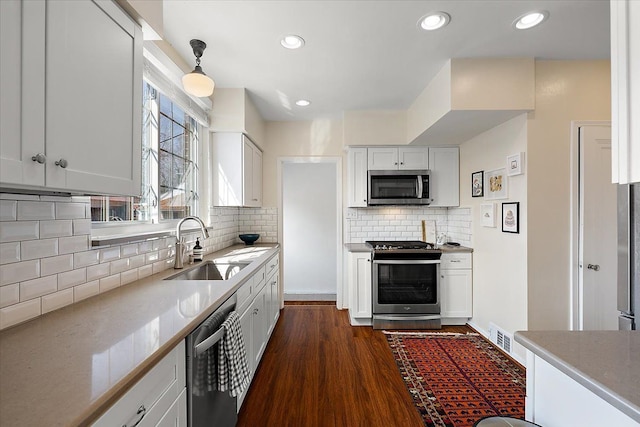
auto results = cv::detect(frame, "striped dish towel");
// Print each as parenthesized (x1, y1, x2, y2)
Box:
(218, 311, 251, 397)
(193, 310, 226, 396)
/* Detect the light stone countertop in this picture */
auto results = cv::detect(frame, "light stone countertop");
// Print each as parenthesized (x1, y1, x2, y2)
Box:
(515, 330, 640, 422)
(0, 243, 279, 427)
(343, 243, 473, 253)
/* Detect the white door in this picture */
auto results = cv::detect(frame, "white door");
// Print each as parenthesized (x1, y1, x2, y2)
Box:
(579, 125, 618, 330)
(282, 161, 338, 300)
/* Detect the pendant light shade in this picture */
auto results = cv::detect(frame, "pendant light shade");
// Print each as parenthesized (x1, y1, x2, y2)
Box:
(182, 39, 215, 97)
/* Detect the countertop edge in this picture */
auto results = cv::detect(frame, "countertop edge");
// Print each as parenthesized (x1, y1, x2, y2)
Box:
(514, 332, 640, 423)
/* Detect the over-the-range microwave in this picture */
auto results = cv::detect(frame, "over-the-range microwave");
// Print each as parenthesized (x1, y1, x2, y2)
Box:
(367, 170, 432, 206)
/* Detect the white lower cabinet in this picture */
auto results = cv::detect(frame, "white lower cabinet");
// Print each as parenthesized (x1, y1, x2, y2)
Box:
(347, 251, 372, 326)
(93, 340, 186, 427)
(440, 252, 473, 323)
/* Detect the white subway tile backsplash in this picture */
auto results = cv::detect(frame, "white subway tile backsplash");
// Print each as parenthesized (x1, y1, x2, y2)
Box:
(0, 242, 20, 265)
(74, 250, 100, 268)
(0, 299, 41, 329)
(86, 263, 110, 281)
(121, 269, 138, 285)
(129, 254, 145, 269)
(121, 243, 139, 257)
(40, 254, 73, 276)
(74, 280, 99, 302)
(138, 264, 153, 279)
(17, 201, 55, 221)
(55, 202, 86, 220)
(153, 259, 173, 275)
(21, 238, 58, 260)
(145, 251, 159, 263)
(0, 221, 39, 243)
(99, 274, 121, 293)
(20, 275, 57, 300)
(72, 219, 91, 236)
(110, 258, 130, 274)
(58, 235, 88, 254)
(40, 220, 73, 238)
(58, 268, 86, 290)
(138, 241, 153, 253)
(99, 247, 120, 263)
(42, 288, 73, 314)
(0, 259, 39, 286)
(0, 200, 17, 221)
(0, 284, 20, 308)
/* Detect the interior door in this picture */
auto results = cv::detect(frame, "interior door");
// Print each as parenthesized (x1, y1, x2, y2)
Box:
(579, 125, 618, 330)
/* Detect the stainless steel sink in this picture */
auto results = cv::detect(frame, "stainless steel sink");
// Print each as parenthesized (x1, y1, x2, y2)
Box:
(164, 260, 249, 281)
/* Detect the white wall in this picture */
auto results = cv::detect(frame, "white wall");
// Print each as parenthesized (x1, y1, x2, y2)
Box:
(459, 114, 528, 360)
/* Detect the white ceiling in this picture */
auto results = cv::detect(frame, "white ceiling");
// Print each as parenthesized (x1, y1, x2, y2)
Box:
(162, 0, 610, 122)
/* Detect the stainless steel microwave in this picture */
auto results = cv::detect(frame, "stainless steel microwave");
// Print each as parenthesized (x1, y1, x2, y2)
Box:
(367, 170, 432, 205)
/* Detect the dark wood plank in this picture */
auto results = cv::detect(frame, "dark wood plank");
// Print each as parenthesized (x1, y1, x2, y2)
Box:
(237, 305, 472, 426)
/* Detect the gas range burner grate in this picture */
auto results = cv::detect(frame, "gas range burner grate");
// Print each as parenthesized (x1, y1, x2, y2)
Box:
(366, 240, 436, 250)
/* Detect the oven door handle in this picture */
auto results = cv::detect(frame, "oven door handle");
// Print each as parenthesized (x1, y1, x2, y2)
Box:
(373, 259, 440, 265)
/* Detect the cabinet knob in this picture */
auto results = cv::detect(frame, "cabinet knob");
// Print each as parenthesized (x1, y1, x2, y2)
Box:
(587, 264, 600, 271)
(55, 158, 68, 169)
(394, 162, 398, 165)
(31, 153, 46, 164)
(400, 162, 404, 165)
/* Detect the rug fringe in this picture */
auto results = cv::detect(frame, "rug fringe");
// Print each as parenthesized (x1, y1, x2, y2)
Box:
(382, 330, 479, 336)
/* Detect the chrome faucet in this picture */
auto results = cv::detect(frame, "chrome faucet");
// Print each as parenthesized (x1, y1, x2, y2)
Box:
(174, 216, 210, 269)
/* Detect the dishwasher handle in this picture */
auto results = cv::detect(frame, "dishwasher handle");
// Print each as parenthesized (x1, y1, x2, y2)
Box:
(194, 327, 225, 357)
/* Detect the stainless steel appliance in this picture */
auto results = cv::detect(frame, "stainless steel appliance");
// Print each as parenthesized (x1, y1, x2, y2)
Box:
(368, 170, 432, 205)
(186, 295, 238, 427)
(618, 184, 639, 330)
(367, 240, 442, 329)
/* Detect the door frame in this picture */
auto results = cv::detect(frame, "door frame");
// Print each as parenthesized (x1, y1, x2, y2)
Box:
(277, 156, 344, 309)
(569, 120, 611, 330)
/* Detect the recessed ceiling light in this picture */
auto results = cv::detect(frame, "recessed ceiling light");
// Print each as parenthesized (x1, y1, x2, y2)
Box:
(418, 12, 451, 31)
(513, 11, 549, 30)
(280, 34, 305, 49)
(295, 99, 311, 107)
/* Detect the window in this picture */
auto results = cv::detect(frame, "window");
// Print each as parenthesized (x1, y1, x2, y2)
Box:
(91, 81, 199, 224)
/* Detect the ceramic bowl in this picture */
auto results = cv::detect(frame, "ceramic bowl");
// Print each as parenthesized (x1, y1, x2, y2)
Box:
(239, 233, 260, 245)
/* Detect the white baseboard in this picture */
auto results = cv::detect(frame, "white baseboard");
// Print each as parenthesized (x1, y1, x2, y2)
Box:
(284, 293, 337, 301)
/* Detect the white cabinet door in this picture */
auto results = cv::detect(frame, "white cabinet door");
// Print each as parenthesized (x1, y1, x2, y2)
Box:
(429, 147, 460, 207)
(251, 284, 268, 368)
(1, 0, 142, 195)
(155, 388, 187, 427)
(347, 148, 368, 207)
(398, 147, 430, 170)
(236, 303, 253, 412)
(348, 252, 372, 321)
(368, 147, 398, 170)
(267, 272, 280, 337)
(440, 269, 472, 318)
(0, 0, 45, 187)
(251, 146, 263, 207)
(212, 133, 262, 207)
(611, 0, 640, 184)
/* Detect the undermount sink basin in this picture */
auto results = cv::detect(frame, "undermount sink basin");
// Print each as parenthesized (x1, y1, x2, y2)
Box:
(164, 260, 249, 281)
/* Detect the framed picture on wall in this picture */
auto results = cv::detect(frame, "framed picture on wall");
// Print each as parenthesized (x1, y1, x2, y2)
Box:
(507, 152, 524, 176)
(485, 168, 508, 200)
(481, 203, 496, 227)
(472, 171, 484, 197)
(502, 202, 519, 233)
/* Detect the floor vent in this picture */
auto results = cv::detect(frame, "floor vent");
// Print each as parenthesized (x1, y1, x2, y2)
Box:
(489, 322, 513, 354)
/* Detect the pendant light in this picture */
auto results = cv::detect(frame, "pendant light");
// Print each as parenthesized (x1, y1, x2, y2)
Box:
(182, 39, 215, 97)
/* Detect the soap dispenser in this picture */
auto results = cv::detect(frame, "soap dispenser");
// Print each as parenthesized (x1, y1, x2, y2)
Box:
(193, 238, 203, 262)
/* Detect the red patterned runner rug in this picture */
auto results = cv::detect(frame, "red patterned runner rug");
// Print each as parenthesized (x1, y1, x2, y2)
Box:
(384, 331, 526, 427)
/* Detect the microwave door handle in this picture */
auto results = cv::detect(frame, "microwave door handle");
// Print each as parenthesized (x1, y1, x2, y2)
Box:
(417, 176, 423, 199)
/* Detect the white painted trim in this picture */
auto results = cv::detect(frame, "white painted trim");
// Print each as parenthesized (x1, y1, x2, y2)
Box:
(277, 157, 344, 309)
(569, 120, 611, 330)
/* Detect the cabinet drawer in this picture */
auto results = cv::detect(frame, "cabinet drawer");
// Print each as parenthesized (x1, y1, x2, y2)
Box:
(236, 278, 253, 314)
(93, 341, 186, 427)
(441, 253, 472, 269)
(253, 265, 267, 293)
(266, 254, 279, 280)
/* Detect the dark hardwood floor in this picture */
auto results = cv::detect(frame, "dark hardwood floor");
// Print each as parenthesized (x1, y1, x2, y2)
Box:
(237, 304, 470, 427)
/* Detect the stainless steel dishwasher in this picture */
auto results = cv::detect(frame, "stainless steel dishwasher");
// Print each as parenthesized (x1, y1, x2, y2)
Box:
(186, 294, 238, 427)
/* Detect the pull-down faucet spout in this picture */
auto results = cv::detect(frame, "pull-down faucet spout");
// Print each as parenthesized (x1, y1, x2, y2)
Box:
(174, 216, 209, 269)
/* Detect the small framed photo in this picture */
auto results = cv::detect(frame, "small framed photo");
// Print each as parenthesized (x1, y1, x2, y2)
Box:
(502, 202, 520, 233)
(485, 168, 508, 200)
(507, 152, 524, 176)
(472, 171, 484, 197)
(481, 203, 496, 227)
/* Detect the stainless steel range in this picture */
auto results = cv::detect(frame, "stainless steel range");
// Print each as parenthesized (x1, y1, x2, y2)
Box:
(366, 240, 442, 330)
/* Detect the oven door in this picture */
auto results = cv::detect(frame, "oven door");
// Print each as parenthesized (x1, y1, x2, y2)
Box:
(372, 259, 440, 315)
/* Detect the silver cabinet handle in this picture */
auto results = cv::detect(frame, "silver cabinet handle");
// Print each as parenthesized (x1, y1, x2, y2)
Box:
(31, 153, 46, 164)
(450, 260, 461, 263)
(587, 264, 600, 271)
(122, 404, 146, 427)
(55, 159, 68, 168)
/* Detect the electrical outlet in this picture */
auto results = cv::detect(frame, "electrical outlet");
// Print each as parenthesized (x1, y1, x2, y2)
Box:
(345, 209, 358, 220)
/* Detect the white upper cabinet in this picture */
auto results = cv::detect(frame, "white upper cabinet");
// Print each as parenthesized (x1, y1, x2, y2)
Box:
(212, 132, 263, 207)
(367, 147, 429, 170)
(347, 147, 368, 207)
(429, 147, 459, 207)
(0, 0, 143, 195)
(611, 0, 640, 184)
